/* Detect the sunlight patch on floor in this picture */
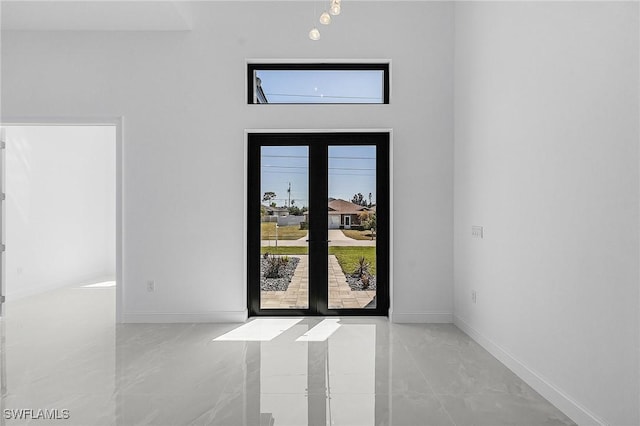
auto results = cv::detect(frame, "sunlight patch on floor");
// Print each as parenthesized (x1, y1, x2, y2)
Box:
(213, 318, 303, 342)
(81, 281, 116, 288)
(296, 318, 341, 342)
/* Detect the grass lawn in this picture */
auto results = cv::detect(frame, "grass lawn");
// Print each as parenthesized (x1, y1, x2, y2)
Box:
(261, 246, 308, 255)
(261, 222, 307, 240)
(330, 246, 376, 276)
(259, 246, 376, 275)
(341, 229, 376, 241)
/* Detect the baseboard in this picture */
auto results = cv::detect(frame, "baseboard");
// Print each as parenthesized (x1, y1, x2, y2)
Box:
(453, 315, 606, 426)
(390, 311, 453, 323)
(123, 310, 248, 323)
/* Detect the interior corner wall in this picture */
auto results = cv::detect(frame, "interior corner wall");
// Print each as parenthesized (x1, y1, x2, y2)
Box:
(5, 126, 116, 300)
(0, 2, 455, 323)
(453, 2, 639, 425)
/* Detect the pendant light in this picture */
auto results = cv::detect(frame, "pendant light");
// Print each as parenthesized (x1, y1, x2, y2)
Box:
(319, 11, 331, 25)
(309, 27, 321, 40)
(329, 0, 341, 16)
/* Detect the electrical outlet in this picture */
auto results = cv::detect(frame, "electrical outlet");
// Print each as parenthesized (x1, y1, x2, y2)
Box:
(147, 280, 155, 292)
(471, 290, 477, 304)
(17, 267, 23, 275)
(472, 226, 483, 239)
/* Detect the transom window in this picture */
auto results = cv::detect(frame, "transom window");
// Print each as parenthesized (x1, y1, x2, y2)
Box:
(247, 63, 390, 104)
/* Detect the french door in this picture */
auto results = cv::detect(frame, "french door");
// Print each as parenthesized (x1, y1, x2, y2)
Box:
(247, 132, 389, 316)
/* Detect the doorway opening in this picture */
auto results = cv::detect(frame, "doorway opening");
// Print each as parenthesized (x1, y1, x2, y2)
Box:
(247, 132, 390, 316)
(0, 124, 118, 319)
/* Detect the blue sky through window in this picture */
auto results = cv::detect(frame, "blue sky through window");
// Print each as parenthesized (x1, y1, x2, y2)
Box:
(256, 70, 384, 104)
(261, 145, 376, 208)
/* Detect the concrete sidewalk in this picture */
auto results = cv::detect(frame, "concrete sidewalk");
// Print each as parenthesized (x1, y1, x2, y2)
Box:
(261, 230, 376, 247)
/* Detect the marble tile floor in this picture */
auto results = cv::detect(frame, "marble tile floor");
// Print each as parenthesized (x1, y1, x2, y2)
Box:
(0, 283, 576, 426)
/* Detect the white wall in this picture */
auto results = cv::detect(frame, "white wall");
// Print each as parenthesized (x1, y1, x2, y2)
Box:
(454, 2, 639, 425)
(5, 126, 116, 299)
(0, 2, 455, 322)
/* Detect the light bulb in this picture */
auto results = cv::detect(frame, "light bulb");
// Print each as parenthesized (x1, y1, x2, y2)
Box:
(319, 11, 331, 25)
(309, 27, 321, 40)
(329, 3, 341, 16)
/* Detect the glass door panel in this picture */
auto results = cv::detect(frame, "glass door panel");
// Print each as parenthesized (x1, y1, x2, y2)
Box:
(328, 146, 377, 310)
(259, 146, 309, 310)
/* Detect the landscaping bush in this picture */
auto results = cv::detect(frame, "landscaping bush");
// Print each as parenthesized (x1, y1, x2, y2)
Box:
(360, 212, 377, 232)
(353, 256, 371, 277)
(352, 256, 372, 290)
(264, 253, 289, 279)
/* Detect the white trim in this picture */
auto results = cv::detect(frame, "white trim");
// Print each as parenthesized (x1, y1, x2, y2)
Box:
(245, 128, 393, 134)
(0, 117, 125, 323)
(244, 128, 393, 317)
(0, 117, 121, 126)
(115, 117, 124, 324)
(0, 127, 5, 317)
(454, 315, 607, 426)
(246, 59, 392, 64)
(388, 129, 393, 320)
(243, 129, 249, 321)
(123, 310, 248, 324)
(390, 311, 453, 323)
(637, 6, 640, 425)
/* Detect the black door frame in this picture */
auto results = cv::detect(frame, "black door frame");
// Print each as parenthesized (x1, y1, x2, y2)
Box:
(247, 132, 390, 317)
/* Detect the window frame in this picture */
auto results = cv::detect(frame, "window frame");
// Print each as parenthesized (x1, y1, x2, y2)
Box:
(247, 63, 390, 105)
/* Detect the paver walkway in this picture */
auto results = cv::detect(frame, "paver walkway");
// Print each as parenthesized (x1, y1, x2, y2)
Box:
(260, 255, 376, 309)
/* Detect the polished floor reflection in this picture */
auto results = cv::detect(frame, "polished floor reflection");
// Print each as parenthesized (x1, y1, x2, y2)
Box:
(0, 285, 575, 425)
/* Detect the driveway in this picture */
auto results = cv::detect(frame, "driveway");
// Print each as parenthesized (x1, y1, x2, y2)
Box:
(328, 229, 356, 241)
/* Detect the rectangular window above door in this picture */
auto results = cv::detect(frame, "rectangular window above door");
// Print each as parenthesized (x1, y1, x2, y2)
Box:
(247, 63, 390, 105)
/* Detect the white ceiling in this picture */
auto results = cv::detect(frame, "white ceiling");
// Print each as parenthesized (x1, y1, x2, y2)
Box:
(0, 1, 194, 31)
(0, 0, 573, 32)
